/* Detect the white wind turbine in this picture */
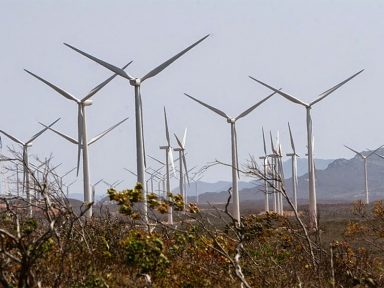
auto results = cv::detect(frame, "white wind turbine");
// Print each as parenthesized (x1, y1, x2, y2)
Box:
(174, 129, 189, 206)
(259, 127, 270, 212)
(40, 117, 128, 217)
(185, 92, 275, 223)
(160, 107, 176, 224)
(269, 131, 281, 214)
(25, 65, 130, 218)
(344, 145, 382, 204)
(63, 35, 209, 223)
(0, 118, 60, 216)
(277, 141, 285, 215)
(286, 123, 299, 211)
(249, 69, 364, 229)
(102, 179, 124, 189)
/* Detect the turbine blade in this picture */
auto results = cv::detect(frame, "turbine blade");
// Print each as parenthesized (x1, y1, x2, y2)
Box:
(374, 152, 384, 160)
(168, 149, 176, 177)
(82, 61, 133, 102)
(148, 155, 165, 166)
(269, 131, 276, 154)
(88, 117, 129, 145)
(174, 133, 183, 149)
(102, 180, 112, 187)
(77, 106, 84, 176)
(139, 90, 147, 168)
(288, 122, 296, 153)
(182, 128, 187, 148)
(234, 125, 240, 178)
(367, 144, 384, 158)
(249, 76, 308, 107)
(262, 127, 267, 155)
(63, 43, 134, 80)
(24, 69, 80, 103)
(140, 34, 209, 82)
(164, 107, 171, 146)
(38, 122, 78, 144)
(182, 152, 190, 185)
(124, 168, 137, 177)
(0, 130, 24, 145)
(22, 148, 27, 189)
(184, 93, 229, 119)
(28, 118, 61, 144)
(278, 156, 285, 185)
(311, 69, 364, 106)
(344, 145, 363, 157)
(235, 91, 276, 121)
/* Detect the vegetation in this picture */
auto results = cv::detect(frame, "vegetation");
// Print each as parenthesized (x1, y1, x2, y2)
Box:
(1, 156, 384, 287)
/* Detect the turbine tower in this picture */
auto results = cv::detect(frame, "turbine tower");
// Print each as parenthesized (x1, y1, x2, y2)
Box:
(40, 117, 128, 217)
(160, 107, 176, 224)
(286, 122, 299, 211)
(63, 35, 209, 223)
(0, 118, 60, 216)
(25, 66, 130, 218)
(259, 127, 270, 212)
(184, 92, 275, 223)
(269, 131, 281, 214)
(344, 145, 382, 204)
(276, 141, 285, 215)
(174, 129, 189, 207)
(249, 69, 364, 229)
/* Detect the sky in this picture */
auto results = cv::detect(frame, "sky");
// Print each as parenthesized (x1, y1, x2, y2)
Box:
(0, 0, 383, 197)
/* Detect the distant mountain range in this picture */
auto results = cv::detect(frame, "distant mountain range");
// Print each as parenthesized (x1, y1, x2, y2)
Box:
(189, 149, 384, 204)
(69, 149, 384, 205)
(283, 158, 333, 178)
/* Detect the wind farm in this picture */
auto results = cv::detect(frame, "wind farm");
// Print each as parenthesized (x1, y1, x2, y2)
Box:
(2, 1, 384, 287)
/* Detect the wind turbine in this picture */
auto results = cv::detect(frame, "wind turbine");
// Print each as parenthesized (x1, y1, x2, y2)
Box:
(25, 65, 130, 168)
(286, 123, 299, 211)
(345, 145, 382, 204)
(160, 107, 176, 224)
(40, 117, 128, 217)
(25, 65, 130, 218)
(191, 173, 204, 204)
(65, 179, 77, 198)
(269, 131, 281, 214)
(102, 179, 124, 188)
(184, 91, 275, 223)
(174, 129, 189, 207)
(276, 141, 285, 215)
(0, 118, 60, 216)
(63, 35, 209, 223)
(249, 69, 364, 229)
(124, 167, 153, 194)
(259, 127, 270, 212)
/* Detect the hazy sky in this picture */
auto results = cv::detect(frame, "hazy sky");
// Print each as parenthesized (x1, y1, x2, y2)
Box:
(1, 0, 383, 195)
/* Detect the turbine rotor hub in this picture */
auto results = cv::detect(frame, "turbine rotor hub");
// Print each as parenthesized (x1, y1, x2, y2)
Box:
(130, 78, 141, 86)
(227, 118, 235, 124)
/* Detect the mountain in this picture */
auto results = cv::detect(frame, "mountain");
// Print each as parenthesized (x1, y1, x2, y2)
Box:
(181, 180, 256, 195)
(284, 148, 384, 202)
(283, 158, 334, 178)
(189, 148, 384, 204)
(70, 149, 384, 205)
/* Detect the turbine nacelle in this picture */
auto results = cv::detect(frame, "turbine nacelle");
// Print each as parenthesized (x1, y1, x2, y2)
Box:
(129, 78, 141, 86)
(227, 118, 235, 124)
(82, 99, 93, 106)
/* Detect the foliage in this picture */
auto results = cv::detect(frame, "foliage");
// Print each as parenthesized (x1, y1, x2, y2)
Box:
(2, 170, 384, 287)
